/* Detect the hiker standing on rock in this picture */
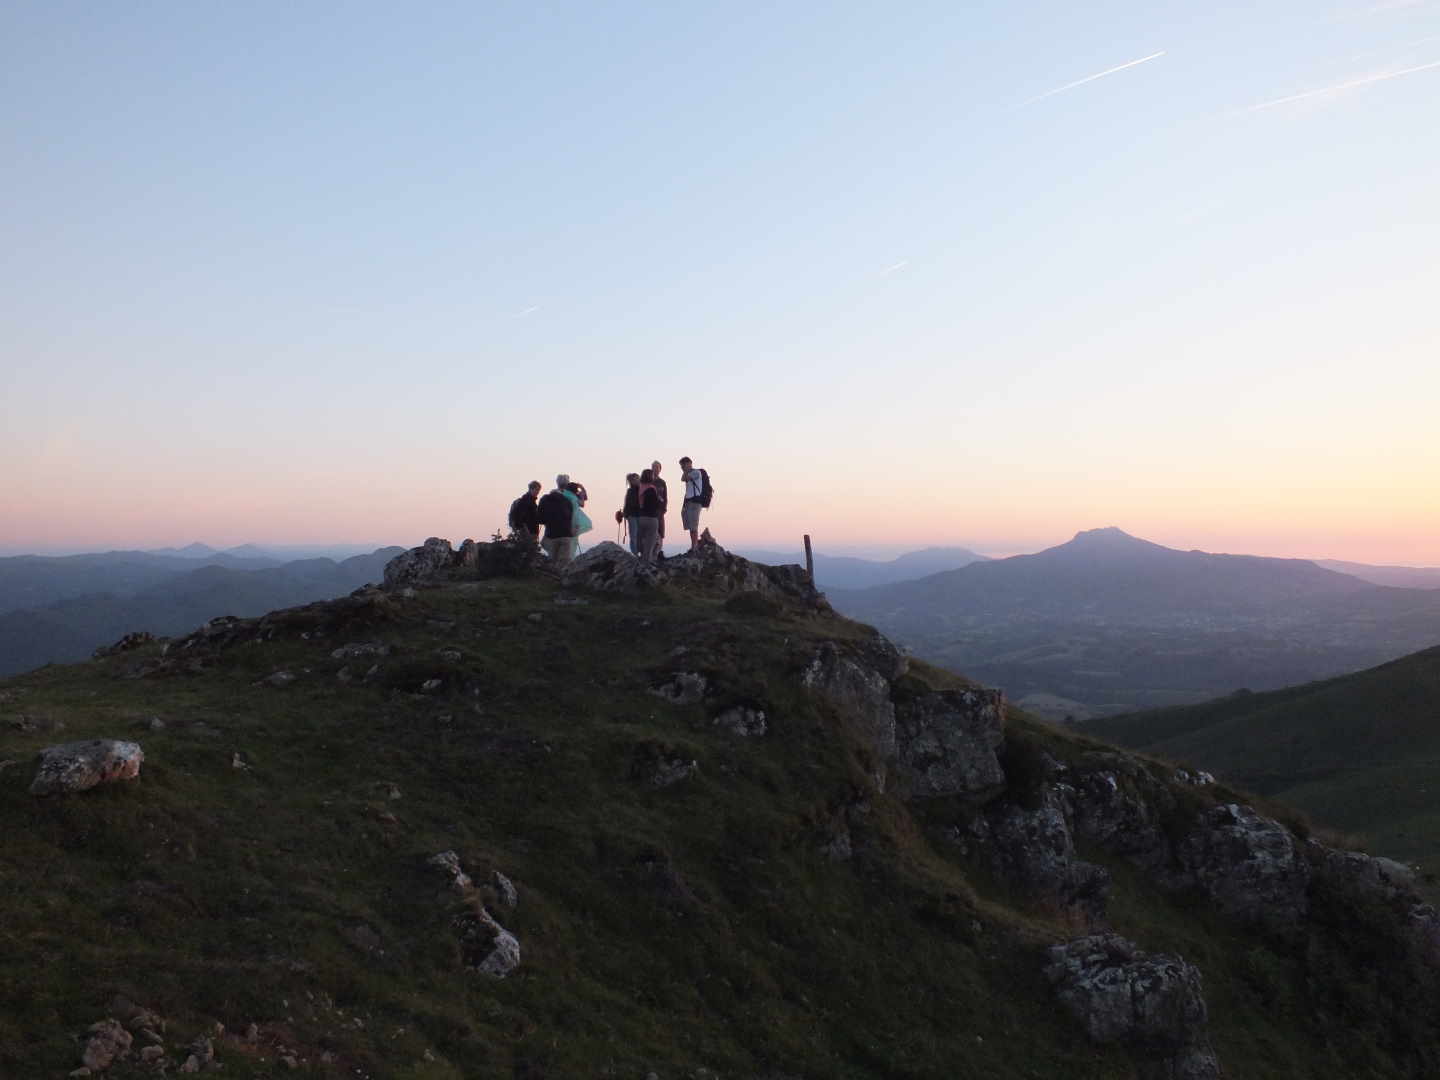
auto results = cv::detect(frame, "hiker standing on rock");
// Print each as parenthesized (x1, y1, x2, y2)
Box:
(508, 481, 542, 548)
(620, 473, 642, 555)
(634, 469, 662, 563)
(679, 456, 708, 550)
(650, 460, 668, 558)
(538, 475, 578, 565)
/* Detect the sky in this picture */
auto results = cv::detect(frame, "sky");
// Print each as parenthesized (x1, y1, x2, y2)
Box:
(4, 0, 1438, 564)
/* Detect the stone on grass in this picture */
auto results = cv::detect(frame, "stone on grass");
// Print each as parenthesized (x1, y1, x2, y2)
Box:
(81, 1019, 133, 1071)
(31, 740, 144, 796)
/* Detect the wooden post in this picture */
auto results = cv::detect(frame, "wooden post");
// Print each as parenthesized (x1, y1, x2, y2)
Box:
(803, 534, 814, 582)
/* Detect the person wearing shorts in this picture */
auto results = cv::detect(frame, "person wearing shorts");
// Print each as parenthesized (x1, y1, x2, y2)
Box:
(679, 456, 703, 550)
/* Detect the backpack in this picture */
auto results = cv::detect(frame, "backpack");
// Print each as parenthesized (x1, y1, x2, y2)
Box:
(699, 468, 714, 508)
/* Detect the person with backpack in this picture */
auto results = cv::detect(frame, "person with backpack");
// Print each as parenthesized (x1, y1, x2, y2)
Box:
(537, 475, 578, 564)
(507, 481, 542, 548)
(619, 473, 642, 555)
(678, 456, 712, 550)
(633, 469, 663, 562)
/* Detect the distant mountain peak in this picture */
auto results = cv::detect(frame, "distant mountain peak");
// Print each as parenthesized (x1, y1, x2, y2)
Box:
(1069, 526, 1142, 545)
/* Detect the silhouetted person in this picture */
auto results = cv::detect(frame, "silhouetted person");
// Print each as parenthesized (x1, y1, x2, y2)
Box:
(634, 469, 662, 563)
(650, 460, 668, 556)
(538, 474, 578, 564)
(621, 473, 641, 555)
(508, 481, 542, 547)
(679, 456, 706, 550)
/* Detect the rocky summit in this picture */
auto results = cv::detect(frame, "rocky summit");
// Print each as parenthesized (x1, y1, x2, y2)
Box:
(2, 535, 1439, 1077)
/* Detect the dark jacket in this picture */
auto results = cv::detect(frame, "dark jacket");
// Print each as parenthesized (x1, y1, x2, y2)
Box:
(636, 485, 661, 518)
(622, 486, 640, 518)
(654, 477, 668, 515)
(537, 490, 575, 539)
(509, 493, 540, 532)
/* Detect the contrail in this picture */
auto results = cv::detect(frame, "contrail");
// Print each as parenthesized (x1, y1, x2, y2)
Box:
(880, 260, 909, 277)
(1248, 58, 1440, 111)
(1020, 50, 1166, 106)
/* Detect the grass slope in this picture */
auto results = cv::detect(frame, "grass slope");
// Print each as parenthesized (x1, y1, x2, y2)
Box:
(0, 566, 1435, 1077)
(1083, 645, 1440, 874)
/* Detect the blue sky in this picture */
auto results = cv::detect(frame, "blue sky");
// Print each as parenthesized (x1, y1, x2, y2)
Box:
(4, 1, 1438, 561)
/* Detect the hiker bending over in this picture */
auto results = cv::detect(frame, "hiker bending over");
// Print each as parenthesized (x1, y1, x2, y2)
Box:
(633, 469, 662, 563)
(538, 475, 578, 564)
(508, 480, 542, 547)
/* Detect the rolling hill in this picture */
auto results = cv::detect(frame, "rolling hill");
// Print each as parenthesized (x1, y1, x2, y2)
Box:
(1082, 643, 1440, 875)
(736, 546, 990, 590)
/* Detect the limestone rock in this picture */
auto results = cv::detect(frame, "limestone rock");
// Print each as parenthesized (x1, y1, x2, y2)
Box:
(81, 1019, 133, 1071)
(428, 850, 473, 892)
(30, 740, 144, 796)
(963, 788, 1109, 923)
(1065, 756, 1176, 875)
(801, 642, 896, 765)
(650, 672, 708, 705)
(384, 538, 456, 588)
(712, 706, 767, 736)
(894, 687, 1004, 799)
(331, 642, 390, 660)
(650, 757, 699, 788)
(493, 871, 518, 909)
(1176, 803, 1309, 933)
(562, 541, 659, 591)
(453, 906, 522, 978)
(1045, 934, 1220, 1080)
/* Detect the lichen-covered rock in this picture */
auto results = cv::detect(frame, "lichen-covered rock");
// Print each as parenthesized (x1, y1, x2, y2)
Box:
(661, 537, 823, 607)
(801, 642, 896, 766)
(453, 906, 522, 978)
(331, 642, 390, 660)
(563, 541, 660, 591)
(30, 740, 144, 796)
(894, 687, 1004, 799)
(81, 1018, 133, 1071)
(1044, 934, 1219, 1080)
(383, 537, 456, 588)
(1065, 755, 1176, 874)
(428, 850, 472, 892)
(963, 788, 1110, 923)
(1177, 803, 1309, 933)
(650, 672, 708, 705)
(713, 706, 767, 736)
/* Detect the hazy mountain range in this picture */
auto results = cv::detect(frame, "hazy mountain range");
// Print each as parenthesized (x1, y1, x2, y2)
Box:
(829, 527, 1440, 720)
(0, 546, 404, 676)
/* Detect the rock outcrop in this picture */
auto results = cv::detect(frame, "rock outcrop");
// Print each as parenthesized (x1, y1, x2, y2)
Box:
(384, 537, 459, 588)
(30, 740, 144, 796)
(893, 687, 1005, 799)
(801, 642, 897, 769)
(1176, 802, 1309, 934)
(1045, 934, 1219, 1080)
(962, 788, 1110, 924)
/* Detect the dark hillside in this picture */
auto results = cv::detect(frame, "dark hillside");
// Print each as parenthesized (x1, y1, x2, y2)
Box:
(4, 540, 1440, 1077)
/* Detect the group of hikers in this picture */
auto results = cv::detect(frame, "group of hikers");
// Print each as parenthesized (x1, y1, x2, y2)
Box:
(507, 457, 713, 565)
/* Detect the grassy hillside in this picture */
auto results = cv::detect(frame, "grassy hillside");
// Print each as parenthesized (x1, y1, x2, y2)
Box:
(2, 554, 1438, 1077)
(1084, 645, 1440, 874)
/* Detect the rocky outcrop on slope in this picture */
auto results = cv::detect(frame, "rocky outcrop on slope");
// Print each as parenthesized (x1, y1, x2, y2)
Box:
(1045, 934, 1219, 1080)
(893, 686, 1005, 799)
